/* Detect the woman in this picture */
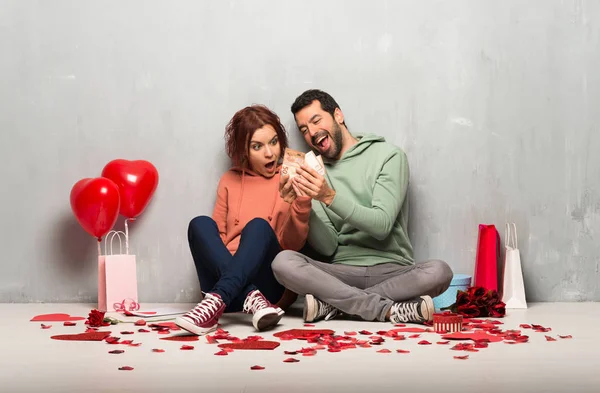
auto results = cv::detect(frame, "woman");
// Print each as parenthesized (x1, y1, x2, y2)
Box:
(175, 105, 310, 335)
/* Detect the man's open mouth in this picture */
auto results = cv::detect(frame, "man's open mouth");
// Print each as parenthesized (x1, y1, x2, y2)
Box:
(315, 134, 330, 151)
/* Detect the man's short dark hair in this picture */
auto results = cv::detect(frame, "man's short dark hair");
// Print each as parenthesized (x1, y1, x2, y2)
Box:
(291, 89, 343, 124)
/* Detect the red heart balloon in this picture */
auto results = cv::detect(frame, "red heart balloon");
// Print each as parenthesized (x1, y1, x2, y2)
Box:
(101, 159, 159, 219)
(70, 177, 120, 240)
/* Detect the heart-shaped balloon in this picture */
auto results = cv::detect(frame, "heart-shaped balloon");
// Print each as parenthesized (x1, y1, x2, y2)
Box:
(101, 159, 159, 219)
(70, 177, 120, 240)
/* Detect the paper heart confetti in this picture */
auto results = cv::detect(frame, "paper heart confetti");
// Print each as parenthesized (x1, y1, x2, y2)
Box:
(441, 331, 504, 343)
(391, 328, 430, 334)
(106, 336, 120, 344)
(160, 335, 199, 342)
(218, 341, 280, 350)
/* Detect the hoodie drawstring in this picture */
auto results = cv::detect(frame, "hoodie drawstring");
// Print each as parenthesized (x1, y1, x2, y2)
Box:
(234, 170, 246, 226)
(267, 172, 280, 222)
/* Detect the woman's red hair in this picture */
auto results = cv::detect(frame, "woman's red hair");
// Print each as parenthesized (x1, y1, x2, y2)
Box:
(224, 105, 288, 167)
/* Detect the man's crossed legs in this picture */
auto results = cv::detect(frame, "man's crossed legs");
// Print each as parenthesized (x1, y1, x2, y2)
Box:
(272, 251, 453, 324)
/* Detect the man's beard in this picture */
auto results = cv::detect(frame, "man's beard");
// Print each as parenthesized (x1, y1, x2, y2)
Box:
(322, 121, 343, 160)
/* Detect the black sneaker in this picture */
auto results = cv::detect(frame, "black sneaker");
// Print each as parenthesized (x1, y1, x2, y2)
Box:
(389, 296, 434, 324)
(303, 294, 339, 322)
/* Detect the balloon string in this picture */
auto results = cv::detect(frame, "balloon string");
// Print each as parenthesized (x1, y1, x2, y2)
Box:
(125, 219, 129, 255)
(97, 240, 102, 257)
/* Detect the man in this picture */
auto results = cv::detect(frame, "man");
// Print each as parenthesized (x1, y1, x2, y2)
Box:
(273, 89, 453, 324)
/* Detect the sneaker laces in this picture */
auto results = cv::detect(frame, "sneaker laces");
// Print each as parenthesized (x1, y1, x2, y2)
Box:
(390, 301, 420, 323)
(187, 294, 222, 324)
(243, 291, 270, 314)
(316, 300, 338, 321)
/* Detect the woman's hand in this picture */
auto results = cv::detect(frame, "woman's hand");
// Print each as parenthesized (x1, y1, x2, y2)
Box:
(280, 174, 296, 204)
(280, 173, 307, 204)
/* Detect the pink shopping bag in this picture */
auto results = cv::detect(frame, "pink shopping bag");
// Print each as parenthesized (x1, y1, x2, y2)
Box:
(98, 231, 138, 312)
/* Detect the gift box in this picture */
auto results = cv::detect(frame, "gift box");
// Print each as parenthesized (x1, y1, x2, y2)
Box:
(433, 274, 471, 312)
(433, 312, 463, 333)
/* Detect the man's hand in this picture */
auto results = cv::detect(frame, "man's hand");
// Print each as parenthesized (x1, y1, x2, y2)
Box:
(293, 163, 336, 205)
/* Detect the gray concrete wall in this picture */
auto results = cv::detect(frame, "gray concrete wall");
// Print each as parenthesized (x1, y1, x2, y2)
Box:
(1, 0, 599, 303)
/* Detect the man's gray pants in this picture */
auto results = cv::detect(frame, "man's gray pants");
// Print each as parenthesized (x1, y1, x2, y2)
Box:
(272, 250, 453, 322)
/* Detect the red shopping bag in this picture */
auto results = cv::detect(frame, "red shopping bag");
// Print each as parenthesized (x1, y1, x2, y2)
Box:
(473, 224, 502, 292)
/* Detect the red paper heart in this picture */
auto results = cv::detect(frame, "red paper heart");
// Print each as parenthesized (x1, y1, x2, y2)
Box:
(273, 329, 335, 339)
(51, 331, 112, 341)
(102, 159, 159, 219)
(441, 331, 504, 343)
(160, 335, 199, 342)
(31, 313, 85, 322)
(218, 341, 280, 350)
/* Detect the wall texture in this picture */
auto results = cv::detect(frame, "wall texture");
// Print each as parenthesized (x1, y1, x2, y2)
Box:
(1, 0, 599, 303)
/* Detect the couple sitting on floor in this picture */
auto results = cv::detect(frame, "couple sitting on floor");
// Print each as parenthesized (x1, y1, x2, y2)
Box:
(175, 89, 453, 335)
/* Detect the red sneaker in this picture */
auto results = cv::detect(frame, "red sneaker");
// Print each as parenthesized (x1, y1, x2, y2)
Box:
(175, 293, 225, 335)
(243, 290, 284, 331)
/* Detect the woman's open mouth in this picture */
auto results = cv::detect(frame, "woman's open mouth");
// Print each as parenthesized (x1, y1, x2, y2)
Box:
(265, 161, 276, 171)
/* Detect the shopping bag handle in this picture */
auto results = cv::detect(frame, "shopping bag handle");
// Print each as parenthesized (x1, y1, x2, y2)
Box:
(505, 223, 518, 249)
(104, 230, 127, 256)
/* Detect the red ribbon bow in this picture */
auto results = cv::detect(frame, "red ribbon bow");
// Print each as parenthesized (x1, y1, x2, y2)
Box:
(113, 298, 140, 312)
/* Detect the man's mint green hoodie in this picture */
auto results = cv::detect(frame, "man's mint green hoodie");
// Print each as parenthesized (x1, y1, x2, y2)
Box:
(307, 133, 414, 266)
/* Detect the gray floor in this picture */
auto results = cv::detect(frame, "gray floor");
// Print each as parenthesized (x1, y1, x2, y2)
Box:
(1, 302, 599, 393)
